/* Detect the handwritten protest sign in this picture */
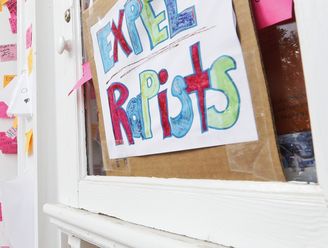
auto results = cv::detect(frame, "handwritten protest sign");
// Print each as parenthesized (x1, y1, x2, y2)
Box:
(90, 0, 258, 159)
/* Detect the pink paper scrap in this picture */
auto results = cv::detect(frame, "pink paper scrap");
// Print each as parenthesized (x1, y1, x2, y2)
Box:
(0, 139, 15, 147)
(9, 16, 17, 34)
(6, 0, 17, 17)
(252, 0, 293, 29)
(0, 129, 16, 154)
(0, 139, 17, 150)
(0, 202, 2, 221)
(1, 143, 17, 154)
(0, 102, 12, 119)
(68, 62, 92, 96)
(26, 24, 32, 49)
(0, 133, 17, 143)
(0, 132, 6, 138)
(0, 44, 17, 62)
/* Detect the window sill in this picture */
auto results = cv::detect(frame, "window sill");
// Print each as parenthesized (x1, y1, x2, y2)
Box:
(44, 203, 227, 248)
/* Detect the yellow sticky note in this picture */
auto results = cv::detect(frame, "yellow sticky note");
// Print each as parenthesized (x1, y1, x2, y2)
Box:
(0, 0, 8, 11)
(13, 116, 18, 129)
(3, 74, 15, 88)
(28, 49, 33, 75)
(25, 129, 33, 155)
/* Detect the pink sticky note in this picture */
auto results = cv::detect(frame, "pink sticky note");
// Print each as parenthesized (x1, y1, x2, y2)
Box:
(0, 133, 16, 144)
(0, 202, 2, 221)
(0, 139, 12, 147)
(68, 62, 92, 96)
(0, 44, 17, 62)
(0, 102, 11, 119)
(1, 143, 18, 154)
(252, 0, 293, 29)
(6, 0, 17, 17)
(26, 24, 32, 49)
(0, 134, 6, 144)
(0, 135, 7, 141)
(0, 202, 2, 222)
(9, 16, 17, 34)
(0, 142, 15, 150)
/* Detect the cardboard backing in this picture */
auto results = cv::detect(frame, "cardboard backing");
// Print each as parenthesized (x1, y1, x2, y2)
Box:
(82, 0, 286, 181)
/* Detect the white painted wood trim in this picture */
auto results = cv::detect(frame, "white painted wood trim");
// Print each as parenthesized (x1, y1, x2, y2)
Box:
(78, 178, 328, 248)
(68, 235, 82, 248)
(44, 204, 226, 248)
(81, 176, 318, 193)
(53, 0, 85, 208)
(73, 0, 88, 181)
(294, 0, 328, 200)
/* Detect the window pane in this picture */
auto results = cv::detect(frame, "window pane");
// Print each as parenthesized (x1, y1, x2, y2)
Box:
(257, 21, 317, 182)
(82, 0, 317, 182)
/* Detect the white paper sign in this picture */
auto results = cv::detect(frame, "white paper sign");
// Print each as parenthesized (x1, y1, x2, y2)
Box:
(91, 0, 258, 159)
(7, 71, 32, 116)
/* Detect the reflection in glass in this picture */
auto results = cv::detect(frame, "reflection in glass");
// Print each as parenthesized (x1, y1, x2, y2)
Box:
(258, 22, 317, 183)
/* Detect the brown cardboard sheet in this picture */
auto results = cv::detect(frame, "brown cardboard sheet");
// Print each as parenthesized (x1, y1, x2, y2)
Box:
(82, 0, 285, 181)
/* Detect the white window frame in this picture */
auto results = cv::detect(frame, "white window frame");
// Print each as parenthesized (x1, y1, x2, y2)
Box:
(43, 0, 328, 247)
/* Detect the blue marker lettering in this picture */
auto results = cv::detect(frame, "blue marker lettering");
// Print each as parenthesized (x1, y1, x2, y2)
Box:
(124, 0, 143, 54)
(164, 0, 197, 38)
(170, 76, 194, 138)
(96, 22, 114, 73)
